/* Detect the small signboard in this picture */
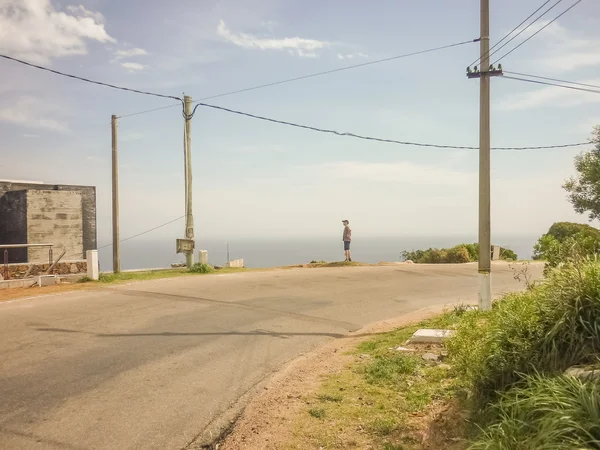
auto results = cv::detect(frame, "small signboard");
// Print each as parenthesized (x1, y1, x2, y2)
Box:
(176, 238, 195, 254)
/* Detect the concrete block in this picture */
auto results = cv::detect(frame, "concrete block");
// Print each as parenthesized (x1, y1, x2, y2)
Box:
(38, 275, 57, 287)
(198, 250, 208, 265)
(86, 250, 99, 280)
(226, 258, 244, 268)
(492, 245, 501, 261)
(410, 329, 455, 344)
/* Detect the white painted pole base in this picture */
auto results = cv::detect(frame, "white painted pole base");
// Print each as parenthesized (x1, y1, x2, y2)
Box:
(86, 250, 99, 281)
(478, 272, 492, 311)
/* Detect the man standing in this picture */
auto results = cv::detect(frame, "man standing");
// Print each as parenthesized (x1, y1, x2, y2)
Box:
(342, 220, 352, 262)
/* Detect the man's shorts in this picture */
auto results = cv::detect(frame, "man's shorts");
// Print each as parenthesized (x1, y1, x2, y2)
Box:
(344, 241, 351, 251)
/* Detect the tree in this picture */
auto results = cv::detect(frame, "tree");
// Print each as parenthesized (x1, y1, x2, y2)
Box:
(563, 126, 600, 221)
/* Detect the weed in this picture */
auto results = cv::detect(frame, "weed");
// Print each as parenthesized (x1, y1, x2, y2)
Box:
(371, 417, 398, 436)
(470, 374, 600, 449)
(188, 263, 214, 274)
(364, 354, 420, 385)
(308, 408, 326, 419)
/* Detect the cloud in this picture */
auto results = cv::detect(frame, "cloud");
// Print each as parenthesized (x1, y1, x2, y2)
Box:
(217, 20, 329, 57)
(0, 96, 68, 132)
(497, 78, 600, 111)
(120, 62, 147, 72)
(504, 20, 600, 71)
(0, 0, 115, 63)
(313, 161, 475, 186)
(337, 52, 368, 60)
(113, 47, 149, 60)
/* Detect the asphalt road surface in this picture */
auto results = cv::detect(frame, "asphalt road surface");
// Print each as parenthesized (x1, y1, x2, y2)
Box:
(0, 263, 542, 450)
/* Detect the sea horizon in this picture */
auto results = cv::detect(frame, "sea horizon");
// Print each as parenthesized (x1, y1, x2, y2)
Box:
(96, 234, 540, 272)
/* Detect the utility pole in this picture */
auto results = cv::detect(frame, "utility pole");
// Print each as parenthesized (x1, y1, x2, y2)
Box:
(111, 114, 121, 273)
(478, 0, 492, 310)
(183, 96, 195, 268)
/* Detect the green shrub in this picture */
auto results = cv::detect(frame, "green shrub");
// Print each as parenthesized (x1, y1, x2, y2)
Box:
(188, 263, 214, 274)
(499, 248, 518, 261)
(448, 259, 600, 407)
(534, 222, 600, 270)
(470, 374, 600, 449)
(447, 245, 472, 263)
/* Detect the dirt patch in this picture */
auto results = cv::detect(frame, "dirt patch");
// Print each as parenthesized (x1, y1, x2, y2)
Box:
(218, 305, 453, 450)
(0, 282, 92, 302)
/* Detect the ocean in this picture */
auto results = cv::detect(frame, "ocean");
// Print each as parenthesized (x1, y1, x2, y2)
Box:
(96, 235, 539, 272)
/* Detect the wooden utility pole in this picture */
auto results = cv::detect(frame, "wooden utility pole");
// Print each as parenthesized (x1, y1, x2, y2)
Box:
(183, 96, 195, 268)
(111, 114, 121, 273)
(478, 0, 491, 310)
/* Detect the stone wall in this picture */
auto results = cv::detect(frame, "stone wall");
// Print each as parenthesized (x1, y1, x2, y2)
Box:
(0, 260, 87, 280)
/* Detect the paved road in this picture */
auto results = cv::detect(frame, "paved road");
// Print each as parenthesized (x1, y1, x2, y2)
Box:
(0, 263, 541, 450)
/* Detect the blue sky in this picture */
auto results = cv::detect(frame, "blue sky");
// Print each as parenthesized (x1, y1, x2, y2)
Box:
(1, 0, 600, 245)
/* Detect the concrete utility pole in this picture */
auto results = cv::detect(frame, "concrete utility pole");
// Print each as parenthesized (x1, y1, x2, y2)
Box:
(111, 114, 121, 273)
(183, 96, 195, 268)
(478, 0, 492, 310)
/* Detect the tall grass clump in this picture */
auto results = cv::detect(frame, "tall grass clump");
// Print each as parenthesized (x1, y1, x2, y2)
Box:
(447, 259, 600, 407)
(469, 374, 600, 449)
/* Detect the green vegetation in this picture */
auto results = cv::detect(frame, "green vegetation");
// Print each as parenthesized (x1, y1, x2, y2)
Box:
(93, 266, 247, 284)
(533, 222, 600, 273)
(188, 263, 215, 274)
(402, 243, 517, 264)
(470, 374, 600, 449)
(563, 126, 600, 221)
(446, 258, 600, 448)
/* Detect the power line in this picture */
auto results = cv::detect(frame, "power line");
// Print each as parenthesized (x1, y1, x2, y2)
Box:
(118, 38, 478, 119)
(98, 216, 185, 249)
(502, 75, 600, 95)
(0, 54, 183, 104)
(492, 0, 583, 65)
(485, 0, 565, 64)
(469, 0, 554, 67)
(504, 71, 600, 90)
(190, 101, 588, 150)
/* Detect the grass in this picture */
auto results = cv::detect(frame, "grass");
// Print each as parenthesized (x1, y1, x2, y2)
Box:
(94, 266, 249, 284)
(447, 260, 600, 409)
(470, 374, 600, 449)
(293, 310, 469, 449)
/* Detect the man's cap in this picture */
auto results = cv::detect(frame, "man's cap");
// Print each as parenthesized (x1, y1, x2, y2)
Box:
(342, 219, 349, 223)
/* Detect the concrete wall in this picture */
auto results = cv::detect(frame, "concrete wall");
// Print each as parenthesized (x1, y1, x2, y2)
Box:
(26, 190, 83, 262)
(0, 181, 96, 262)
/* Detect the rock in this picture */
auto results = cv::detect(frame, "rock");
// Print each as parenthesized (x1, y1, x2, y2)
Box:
(438, 363, 452, 370)
(395, 346, 414, 352)
(405, 260, 414, 264)
(70, 264, 78, 274)
(359, 354, 371, 359)
(422, 352, 440, 362)
(565, 366, 600, 381)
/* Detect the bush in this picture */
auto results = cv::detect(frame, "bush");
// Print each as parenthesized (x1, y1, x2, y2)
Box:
(402, 243, 516, 264)
(447, 246, 471, 263)
(188, 263, 214, 274)
(447, 259, 600, 407)
(470, 374, 600, 449)
(534, 222, 600, 271)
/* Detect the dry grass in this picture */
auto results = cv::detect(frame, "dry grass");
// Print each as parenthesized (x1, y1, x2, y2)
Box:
(284, 313, 470, 450)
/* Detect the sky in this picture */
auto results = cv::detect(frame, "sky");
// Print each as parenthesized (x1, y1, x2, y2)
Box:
(1, 0, 600, 246)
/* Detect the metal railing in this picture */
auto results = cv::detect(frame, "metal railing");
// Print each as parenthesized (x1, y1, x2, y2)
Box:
(0, 244, 54, 280)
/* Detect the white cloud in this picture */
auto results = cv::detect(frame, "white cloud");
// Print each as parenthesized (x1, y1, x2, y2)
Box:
(113, 47, 149, 60)
(497, 78, 600, 111)
(217, 20, 329, 57)
(0, 0, 115, 63)
(313, 161, 475, 186)
(337, 52, 368, 60)
(120, 62, 147, 72)
(504, 20, 600, 71)
(0, 96, 68, 132)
